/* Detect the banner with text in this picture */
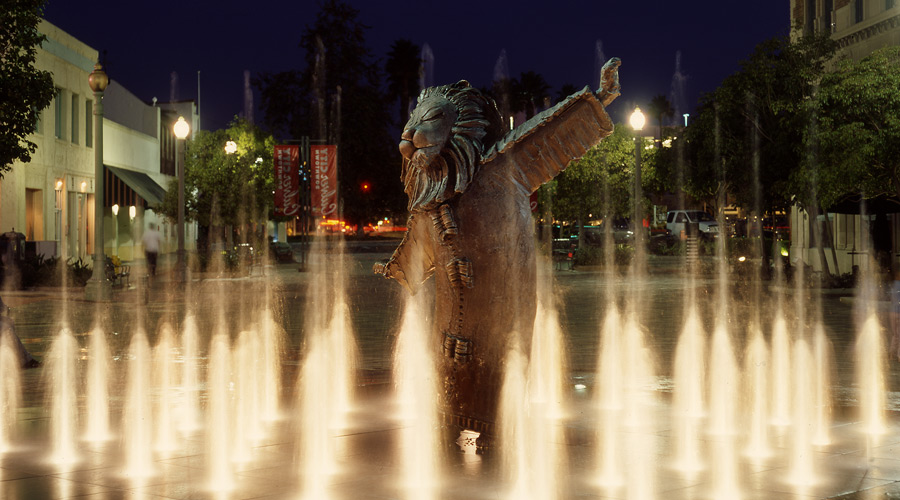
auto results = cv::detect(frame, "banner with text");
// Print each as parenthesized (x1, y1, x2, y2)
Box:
(311, 145, 338, 218)
(274, 145, 300, 216)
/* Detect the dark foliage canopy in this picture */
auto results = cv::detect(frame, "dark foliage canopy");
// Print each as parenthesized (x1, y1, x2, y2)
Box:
(0, 0, 55, 173)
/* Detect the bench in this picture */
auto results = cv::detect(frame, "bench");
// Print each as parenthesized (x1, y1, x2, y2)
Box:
(553, 248, 575, 271)
(105, 259, 131, 288)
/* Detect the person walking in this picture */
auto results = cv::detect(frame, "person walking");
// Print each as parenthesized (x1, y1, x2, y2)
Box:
(142, 223, 161, 277)
(0, 297, 39, 368)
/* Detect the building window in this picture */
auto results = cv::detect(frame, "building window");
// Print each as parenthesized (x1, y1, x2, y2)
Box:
(806, 0, 816, 34)
(855, 0, 864, 23)
(54, 89, 63, 139)
(25, 189, 43, 241)
(888, 0, 896, 10)
(71, 93, 79, 144)
(824, 0, 833, 32)
(85, 99, 93, 148)
(34, 106, 43, 135)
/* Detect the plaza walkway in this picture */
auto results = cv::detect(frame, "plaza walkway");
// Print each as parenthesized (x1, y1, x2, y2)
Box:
(0, 247, 898, 499)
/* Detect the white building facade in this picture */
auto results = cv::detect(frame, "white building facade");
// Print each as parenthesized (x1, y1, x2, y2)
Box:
(788, 0, 900, 276)
(5, 20, 196, 267)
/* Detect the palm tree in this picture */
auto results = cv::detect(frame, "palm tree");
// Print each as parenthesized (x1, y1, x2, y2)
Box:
(648, 94, 674, 146)
(514, 71, 551, 119)
(555, 83, 579, 104)
(385, 39, 421, 127)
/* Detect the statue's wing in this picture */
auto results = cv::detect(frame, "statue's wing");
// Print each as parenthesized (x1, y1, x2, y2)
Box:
(481, 87, 614, 194)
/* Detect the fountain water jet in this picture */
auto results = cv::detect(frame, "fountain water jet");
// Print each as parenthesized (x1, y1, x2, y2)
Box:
(502, 272, 570, 499)
(707, 322, 741, 499)
(788, 339, 817, 486)
(671, 304, 706, 474)
(499, 344, 556, 500)
(259, 307, 285, 422)
(394, 292, 440, 500)
(742, 323, 771, 460)
(707, 323, 739, 436)
(327, 296, 357, 426)
(856, 313, 887, 441)
(123, 330, 154, 478)
(297, 333, 337, 500)
(529, 287, 568, 419)
(45, 328, 79, 466)
(153, 324, 178, 454)
(770, 311, 792, 426)
(233, 329, 263, 463)
(594, 305, 624, 490)
(0, 334, 21, 452)
(620, 311, 657, 500)
(206, 333, 235, 492)
(812, 322, 833, 446)
(84, 327, 111, 443)
(179, 315, 201, 434)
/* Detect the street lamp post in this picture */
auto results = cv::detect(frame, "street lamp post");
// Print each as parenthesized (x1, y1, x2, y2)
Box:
(111, 204, 119, 257)
(630, 106, 646, 250)
(85, 64, 112, 301)
(173, 116, 190, 282)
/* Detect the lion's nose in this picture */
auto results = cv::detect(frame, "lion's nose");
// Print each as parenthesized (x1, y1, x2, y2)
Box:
(399, 139, 415, 160)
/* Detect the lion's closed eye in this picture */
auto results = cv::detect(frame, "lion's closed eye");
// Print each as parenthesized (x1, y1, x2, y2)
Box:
(423, 108, 444, 121)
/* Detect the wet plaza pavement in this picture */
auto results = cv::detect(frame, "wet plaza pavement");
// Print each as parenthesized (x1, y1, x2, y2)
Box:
(2, 250, 900, 499)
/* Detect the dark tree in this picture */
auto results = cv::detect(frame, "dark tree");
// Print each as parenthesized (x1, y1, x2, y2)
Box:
(512, 71, 551, 119)
(255, 0, 403, 225)
(801, 46, 900, 209)
(647, 94, 674, 143)
(385, 39, 420, 127)
(555, 83, 579, 105)
(654, 29, 837, 213)
(0, 0, 55, 172)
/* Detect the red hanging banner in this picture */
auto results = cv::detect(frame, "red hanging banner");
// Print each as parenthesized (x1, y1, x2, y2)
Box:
(311, 145, 338, 218)
(273, 145, 300, 216)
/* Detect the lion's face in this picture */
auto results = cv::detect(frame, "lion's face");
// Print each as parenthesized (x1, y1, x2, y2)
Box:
(399, 95, 457, 163)
(399, 96, 458, 212)
(397, 81, 502, 213)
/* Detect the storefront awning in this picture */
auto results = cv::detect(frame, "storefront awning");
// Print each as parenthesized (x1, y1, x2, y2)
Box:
(105, 166, 168, 207)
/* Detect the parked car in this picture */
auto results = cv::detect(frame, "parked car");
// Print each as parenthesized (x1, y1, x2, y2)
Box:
(666, 210, 719, 239)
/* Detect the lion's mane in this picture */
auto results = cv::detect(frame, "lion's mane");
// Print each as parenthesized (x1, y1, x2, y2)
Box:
(402, 81, 505, 212)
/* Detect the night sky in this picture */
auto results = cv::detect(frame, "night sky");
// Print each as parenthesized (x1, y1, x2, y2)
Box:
(42, 0, 789, 133)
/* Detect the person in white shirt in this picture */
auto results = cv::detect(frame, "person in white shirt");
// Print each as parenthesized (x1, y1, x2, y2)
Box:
(142, 223, 161, 276)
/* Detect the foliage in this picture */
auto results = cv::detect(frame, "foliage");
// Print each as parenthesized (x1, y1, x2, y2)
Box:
(647, 95, 674, 138)
(385, 39, 420, 127)
(555, 84, 580, 105)
(255, 0, 403, 225)
(552, 125, 658, 225)
(573, 244, 632, 267)
(9, 255, 92, 288)
(487, 71, 556, 122)
(801, 46, 900, 209)
(513, 71, 551, 118)
(654, 30, 837, 213)
(157, 118, 275, 231)
(0, 0, 55, 172)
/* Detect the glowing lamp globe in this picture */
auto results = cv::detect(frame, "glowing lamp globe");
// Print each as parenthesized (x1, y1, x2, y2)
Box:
(224, 141, 238, 155)
(88, 64, 108, 93)
(173, 116, 190, 139)
(629, 107, 646, 131)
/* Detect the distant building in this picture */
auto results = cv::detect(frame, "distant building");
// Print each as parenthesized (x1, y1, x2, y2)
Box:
(789, 0, 900, 276)
(4, 20, 197, 266)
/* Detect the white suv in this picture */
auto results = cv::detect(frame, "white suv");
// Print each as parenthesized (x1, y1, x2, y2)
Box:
(666, 210, 719, 238)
